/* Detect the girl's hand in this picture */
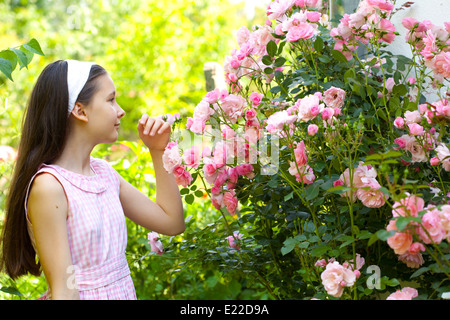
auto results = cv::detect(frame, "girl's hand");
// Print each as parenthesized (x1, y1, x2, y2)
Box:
(137, 114, 171, 152)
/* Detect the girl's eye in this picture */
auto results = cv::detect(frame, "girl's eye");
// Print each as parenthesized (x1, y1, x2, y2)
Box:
(109, 97, 115, 103)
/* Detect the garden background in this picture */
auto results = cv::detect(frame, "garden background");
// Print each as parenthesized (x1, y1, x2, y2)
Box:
(1, 0, 450, 300)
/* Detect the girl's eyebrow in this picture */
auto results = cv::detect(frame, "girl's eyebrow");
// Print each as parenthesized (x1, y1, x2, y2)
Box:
(107, 90, 116, 97)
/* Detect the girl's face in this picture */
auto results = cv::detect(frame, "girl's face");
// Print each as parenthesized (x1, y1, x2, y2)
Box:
(84, 74, 125, 144)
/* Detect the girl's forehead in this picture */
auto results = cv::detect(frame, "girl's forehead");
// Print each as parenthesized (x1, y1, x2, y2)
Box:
(97, 74, 116, 93)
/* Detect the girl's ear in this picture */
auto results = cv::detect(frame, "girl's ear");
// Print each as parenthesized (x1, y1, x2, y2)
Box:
(70, 102, 89, 123)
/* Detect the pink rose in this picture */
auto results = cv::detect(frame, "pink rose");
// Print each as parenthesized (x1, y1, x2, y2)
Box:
(227, 232, 243, 250)
(320, 261, 356, 298)
(393, 117, 405, 129)
(386, 287, 418, 300)
(417, 207, 445, 244)
(435, 143, 450, 171)
(356, 179, 387, 208)
(249, 92, 264, 106)
(173, 165, 193, 187)
(306, 11, 321, 22)
(386, 220, 413, 255)
(324, 86, 346, 108)
(223, 189, 238, 215)
(407, 123, 424, 136)
(307, 124, 319, 136)
(183, 145, 202, 169)
(147, 231, 164, 255)
(286, 23, 316, 42)
(434, 52, 450, 78)
(162, 143, 182, 174)
(402, 17, 419, 30)
(220, 94, 247, 123)
(392, 194, 424, 218)
(321, 107, 334, 120)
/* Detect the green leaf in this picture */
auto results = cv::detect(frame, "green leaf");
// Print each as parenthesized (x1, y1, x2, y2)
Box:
(267, 40, 277, 58)
(184, 194, 195, 205)
(23, 38, 45, 56)
(310, 245, 331, 257)
(11, 48, 29, 69)
(331, 50, 349, 63)
(273, 57, 286, 68)
(314, 36, 324, 52)
(0, 57, 13, 81)
(305, 182, 320, 201)
(281, 237, 299, 255)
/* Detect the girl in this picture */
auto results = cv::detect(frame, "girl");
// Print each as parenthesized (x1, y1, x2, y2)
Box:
(0, 60, 184, 300)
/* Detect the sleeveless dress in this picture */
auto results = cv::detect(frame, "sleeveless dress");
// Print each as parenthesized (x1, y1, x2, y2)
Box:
(25, 157, 137, 300)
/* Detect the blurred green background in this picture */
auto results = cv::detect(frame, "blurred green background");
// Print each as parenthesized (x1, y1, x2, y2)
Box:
(0, 0, 271, 300)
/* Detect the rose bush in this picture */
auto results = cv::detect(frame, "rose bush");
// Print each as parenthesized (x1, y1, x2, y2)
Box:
(161, 0, 449, 299)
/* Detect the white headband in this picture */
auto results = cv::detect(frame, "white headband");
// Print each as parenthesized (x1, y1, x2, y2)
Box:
(66, 59, 95, 115)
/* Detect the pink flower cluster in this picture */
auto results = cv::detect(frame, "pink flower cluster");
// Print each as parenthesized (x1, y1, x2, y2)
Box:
(162, 141, 193, 188)
(227, 231, 243, 250)
(386, 287, 418, 300)
(288, 140, 315, 184)
(386, 193, 450, 268)
(331, 0, 396, 60)
(393, 106, 449, 169)
(403, 17, 450, 81)
(147, 231, 164, 255)
(0, 145, 17, 162)
(317, 254, 364, 298)
(334, 162, 388, 208)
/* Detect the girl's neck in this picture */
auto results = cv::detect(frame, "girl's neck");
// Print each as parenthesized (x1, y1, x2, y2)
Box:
(53, 136, 95, 176)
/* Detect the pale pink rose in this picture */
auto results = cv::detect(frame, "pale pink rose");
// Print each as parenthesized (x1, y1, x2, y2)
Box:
(267, 0, 296, 20)
(353, 162, 377, 188)
(356, 178, 387, 208)
(288, 163, 315, 184)
(407, 76, 416, 85)
(403, 110, 422, 124)
(435, 143, 450, 171)
(213, 166, 229, 188)
(148, 231, 164, 255)
(235, 163, 255, 179)
(227, 232, 243, 249)
(202, 157, 219, 184)
(188, 118, 206, 134)
(421, 30, 438, 61)
(223, 189, 238, 215)
(173, 165, 193, 187)
(296, 94, 323, 121)
(249, 24, 275, 56)
(367, 0, 394, 11)
(439, 205, 450, 241)
(407, 123, 424, 136)
(385, 77, 395, 93)
(236, 26, 250, 47)
(320, 261, 356, 298)
(324, 86, 346, 108)
(286, 23, 316, 42)
(162, 143, 182, 174)
(404, 135, 428, 162)
(0, 145, 16, 162)
(379, 18, 396, 43)
(402, 17, 419, 30)
(386, 220, 413, 255)
(434, 52, 450, 78)
(386, 287, 418, 300)
(321, 107, 334, 120)
(306, 11, 321, 22)
(338, 168, 357, 202)
(293, 140, 308, 166)
(392, 194, 424, 218)
(307, 124, 319, 136)
(183, 145, 202, 169)
(393, 117, 405, 129)
(211, 192, 224, 210)
(265, 110, 297, 133)
(249, 92, 264, 106)
(417, 207, 445, 244)
(315, 259, 327, 268)
(245, 108, 257, 120)
(220, 94, 247, 123)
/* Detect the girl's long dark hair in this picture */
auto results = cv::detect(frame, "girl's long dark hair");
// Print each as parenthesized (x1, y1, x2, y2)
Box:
(0, 60, 106, 279)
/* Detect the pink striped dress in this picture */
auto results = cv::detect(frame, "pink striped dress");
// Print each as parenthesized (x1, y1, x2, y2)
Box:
(25, 157, 137, 300)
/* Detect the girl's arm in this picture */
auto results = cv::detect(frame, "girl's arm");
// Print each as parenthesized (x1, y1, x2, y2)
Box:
(119, 114, 184, 236)
(27, 173, 80, 300)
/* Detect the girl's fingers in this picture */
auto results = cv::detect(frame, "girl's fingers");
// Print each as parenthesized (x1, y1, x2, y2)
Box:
(143, 117, 155, 135)
(158, 122, 171, 134)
